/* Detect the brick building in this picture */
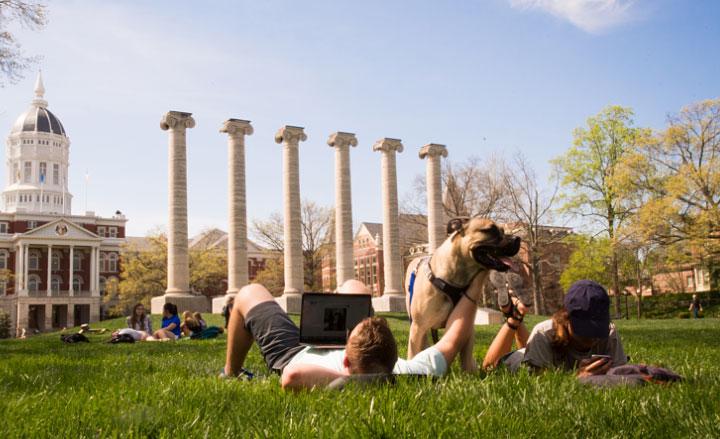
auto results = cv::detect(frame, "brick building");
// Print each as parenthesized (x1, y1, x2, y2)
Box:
(0, 74, 127, 336)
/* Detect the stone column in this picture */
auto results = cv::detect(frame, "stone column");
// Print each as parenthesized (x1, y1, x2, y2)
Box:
(23, 245, 29, 294)
(89, 246, 97, 296)
(16, 244, 24, 295)
(419, 143, 448, 252)
(68, 246, 74, 296)
(371, 138, 406, 312)
(212, 119, 253, 314)
(275, 125, 306, 313)
(328, 132, 357, 288)
(46, 245, 52, 296)
(152, 111, 208, 314)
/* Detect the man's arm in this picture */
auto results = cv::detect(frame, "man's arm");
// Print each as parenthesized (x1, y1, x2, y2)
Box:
(281, 363, 348, 391)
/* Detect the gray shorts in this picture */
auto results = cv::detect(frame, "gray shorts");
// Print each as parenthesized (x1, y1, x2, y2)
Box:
(245, 301, 305, 373)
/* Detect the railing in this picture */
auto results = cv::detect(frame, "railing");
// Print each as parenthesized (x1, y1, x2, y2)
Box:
(27, 290, 93, 297)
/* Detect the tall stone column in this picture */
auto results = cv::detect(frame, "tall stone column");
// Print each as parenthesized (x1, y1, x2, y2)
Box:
(212, 119, 253, 314)
(371, 138, 406, 312)
(328, 132, 357, 288)
(275, 125, 306, 313)
(152, 111, 208, 314)
(419, 143, 448, 252)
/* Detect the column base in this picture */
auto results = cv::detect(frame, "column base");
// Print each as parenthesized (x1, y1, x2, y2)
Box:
(275, 294, 302, 314)
(474, 307, 503, 325)
(372, 294, 407, 313)
(151, 294, 209, 314)
(212, 294, 235, 314)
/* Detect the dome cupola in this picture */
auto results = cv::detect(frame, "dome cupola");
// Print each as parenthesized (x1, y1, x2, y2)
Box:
(10, 73, 67, 137)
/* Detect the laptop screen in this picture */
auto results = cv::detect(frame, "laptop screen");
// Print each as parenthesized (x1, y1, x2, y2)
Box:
(299, 293, 372, 345)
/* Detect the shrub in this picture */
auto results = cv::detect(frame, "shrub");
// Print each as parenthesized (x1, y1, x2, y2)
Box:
(0, 310, 11, 339)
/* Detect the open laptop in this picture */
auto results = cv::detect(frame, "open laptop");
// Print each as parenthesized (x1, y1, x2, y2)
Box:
(299, 293, 373, 348)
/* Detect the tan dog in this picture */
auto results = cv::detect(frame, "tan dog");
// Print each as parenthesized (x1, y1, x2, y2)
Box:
(405, 217, 520, 371)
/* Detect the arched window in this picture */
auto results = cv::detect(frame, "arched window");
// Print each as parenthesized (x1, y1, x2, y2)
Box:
(51, 275, 61, 294)
(73, 275, 83, 292)
(107, 253, 118, 272)
(99, 276, 107, 295)
(29, 250, 40, 270)
(28, 274, 41, 293)
(0, 250, 8, 270)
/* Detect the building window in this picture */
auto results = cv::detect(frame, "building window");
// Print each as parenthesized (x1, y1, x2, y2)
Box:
(53, 164, 60, 185)
(74, 252, 83, 272)
(51, 276, 61, 294)
(29, 250, 40, 270)
(27, 220, 37, 230)
(108, 253, 118, 272)
(73, 275, 83, 292)
(39, 162, 47, 183)
(0, 250, 7, 269)
(100, 252, 107, 272)
(99, 276, 107, 295)
(687, 276, 694, 289)
(97, 226, 106, 238)
(28, 274, 40, 293)
(24, 161, 32, 183)
(52, 253, 61, 271)
(108, 227, 118, 238)
(0, 223, 8, 234)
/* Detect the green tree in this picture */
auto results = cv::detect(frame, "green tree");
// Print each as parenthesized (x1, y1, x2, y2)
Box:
(560, 235, 612, 292)
(0, 309, 11, 338)
(554, 106, 647, 316)
(252, 257, 284, 296)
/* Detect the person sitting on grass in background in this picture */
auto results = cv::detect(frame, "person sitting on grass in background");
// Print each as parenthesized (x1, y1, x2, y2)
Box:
(112, 327, 153, 342)
(689, 294, 703, 319)
(152, 303, 181, 340)
(223, 279, 481, 390)
(193, 312, 207, 331)
(181, 311, 203, 337)
(127, 303, 153, 334)
(482, 279, 627, 378)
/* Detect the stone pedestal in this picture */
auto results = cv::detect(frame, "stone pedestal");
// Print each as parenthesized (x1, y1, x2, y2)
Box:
(328, 132, 358, 287)
(372, 295, 407, 313)
(152, 294, 209, 314)
(275, 126, 307, 312)
(474, 307, 504, 325)
(275, 294, 302, 315)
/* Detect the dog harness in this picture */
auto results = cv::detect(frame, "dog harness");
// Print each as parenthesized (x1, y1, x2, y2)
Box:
(409, 257, 476, 307)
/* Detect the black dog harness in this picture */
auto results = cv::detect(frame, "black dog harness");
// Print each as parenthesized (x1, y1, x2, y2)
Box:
(418, 257, 479, 306)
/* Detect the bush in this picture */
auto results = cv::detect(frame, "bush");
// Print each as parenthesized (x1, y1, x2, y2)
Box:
(638, 291, 719, 319)
(0, 310, 11, 339)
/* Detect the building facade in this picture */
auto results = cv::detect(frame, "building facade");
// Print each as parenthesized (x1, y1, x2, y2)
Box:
(0, 74, 127, 336)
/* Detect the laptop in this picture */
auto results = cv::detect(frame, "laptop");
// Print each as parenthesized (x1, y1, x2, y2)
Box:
(299, 293, 373, 348)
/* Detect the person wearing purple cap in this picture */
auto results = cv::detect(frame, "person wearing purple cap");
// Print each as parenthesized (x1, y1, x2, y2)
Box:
(483, 279, 627, 376)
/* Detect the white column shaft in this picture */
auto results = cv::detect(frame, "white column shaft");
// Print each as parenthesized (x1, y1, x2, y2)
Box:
(23, 245, 29, 294)
(46, 245, 52, 296)
(68, 246, 74, 296)
(90, 247, 96, 296)
(283, 142, 303, 293)
(228, 132, 248, 292)
(426, 155, 443, 251)
(335, 145, 354, 285)
(381, 151, 402, 295)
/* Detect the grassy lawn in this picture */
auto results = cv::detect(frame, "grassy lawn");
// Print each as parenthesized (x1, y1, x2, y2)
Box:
(1, 314, 719, 438)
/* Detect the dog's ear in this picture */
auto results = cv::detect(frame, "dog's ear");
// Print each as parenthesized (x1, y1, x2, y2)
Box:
(447, 217, 469, 236)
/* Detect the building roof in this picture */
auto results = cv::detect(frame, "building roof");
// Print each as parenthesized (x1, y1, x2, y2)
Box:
(356, 214, 428, 248)
(10, 73, 67, 137)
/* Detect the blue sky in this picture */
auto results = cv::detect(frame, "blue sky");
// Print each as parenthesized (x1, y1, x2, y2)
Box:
(0, 0, 717, 237)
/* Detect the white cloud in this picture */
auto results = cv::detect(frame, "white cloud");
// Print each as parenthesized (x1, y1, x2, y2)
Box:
(509, 0, 641, 33)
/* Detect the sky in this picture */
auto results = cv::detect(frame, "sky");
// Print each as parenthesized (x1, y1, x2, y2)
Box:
(0, 0, 718, 238)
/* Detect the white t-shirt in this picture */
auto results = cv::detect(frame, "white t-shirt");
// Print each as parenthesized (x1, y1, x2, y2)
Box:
(118, 328, 145, 341)
(286, 345, 448, 377)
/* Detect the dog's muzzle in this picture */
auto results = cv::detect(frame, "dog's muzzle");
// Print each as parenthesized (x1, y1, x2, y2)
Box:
(471, 236, 521, 272)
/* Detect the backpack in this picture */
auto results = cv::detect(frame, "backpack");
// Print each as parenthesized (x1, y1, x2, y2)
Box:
(61, 333, 89, 343)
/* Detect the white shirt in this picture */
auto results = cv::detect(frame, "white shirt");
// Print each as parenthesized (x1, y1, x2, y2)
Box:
(286, 345, 448, 377)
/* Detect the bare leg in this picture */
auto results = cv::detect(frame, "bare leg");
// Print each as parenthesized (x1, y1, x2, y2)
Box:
(515, 322, 529, 349)
(459, 333, 477, 372)
(408, 323, 429, 359)
(482, 299, 528, 369)
(224, 284, 276, 376)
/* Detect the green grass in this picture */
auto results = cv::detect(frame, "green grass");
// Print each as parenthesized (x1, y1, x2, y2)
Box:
(1, 314, 719, 438)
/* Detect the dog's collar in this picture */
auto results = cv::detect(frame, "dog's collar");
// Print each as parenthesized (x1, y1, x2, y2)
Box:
(423, 258, 474, 306)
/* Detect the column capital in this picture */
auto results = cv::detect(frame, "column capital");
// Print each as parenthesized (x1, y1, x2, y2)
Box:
(275, 125, 307, 145)
(372, 138, 404, 154)
(160, 111, 196, 131)
(327, 132, 358, 149)
(221, 119, 254, 136)
(419, 143, 448, 159)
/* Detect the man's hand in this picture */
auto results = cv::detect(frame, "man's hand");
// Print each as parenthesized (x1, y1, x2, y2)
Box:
(576, 358, 612, 378)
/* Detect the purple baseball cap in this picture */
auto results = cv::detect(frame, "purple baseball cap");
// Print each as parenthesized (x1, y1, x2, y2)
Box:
(564, 280, 611, 338)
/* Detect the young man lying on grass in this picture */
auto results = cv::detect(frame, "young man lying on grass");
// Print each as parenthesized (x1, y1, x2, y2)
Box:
(223, 281, 480, 390)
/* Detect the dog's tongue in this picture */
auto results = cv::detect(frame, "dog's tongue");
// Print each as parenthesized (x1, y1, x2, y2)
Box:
(500, 257, 516, 271)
